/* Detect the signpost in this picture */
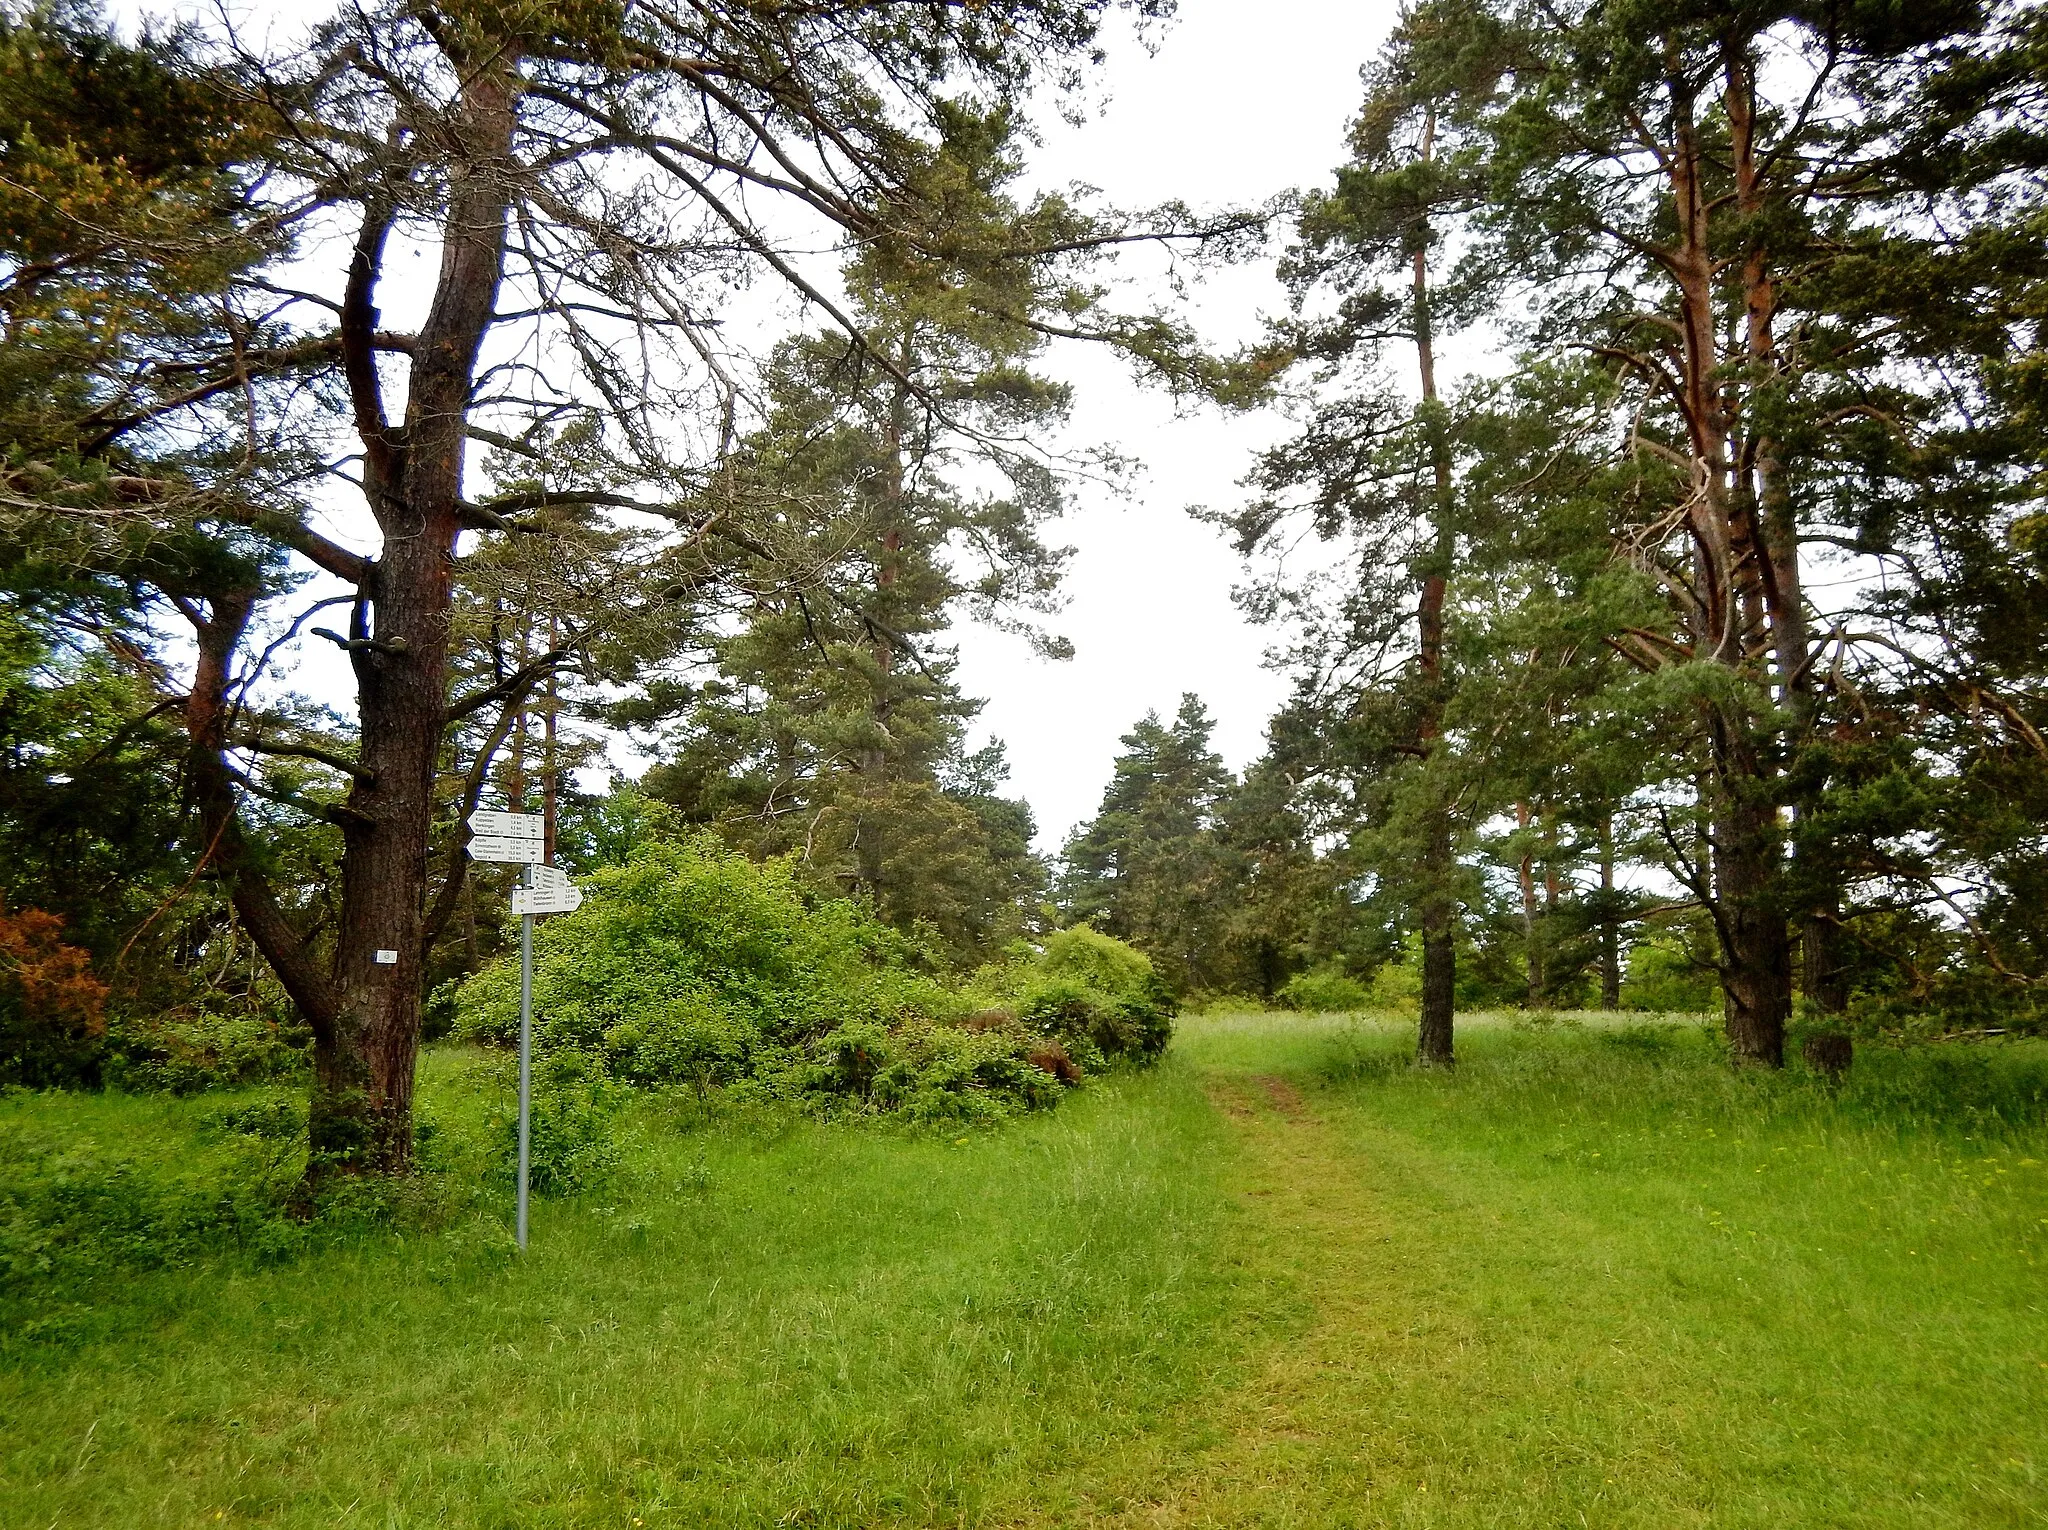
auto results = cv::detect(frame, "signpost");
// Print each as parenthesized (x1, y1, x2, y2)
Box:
(467, 810, 580, 1249)
(511, 863, 582, 916)
(466, 809, 547, 867)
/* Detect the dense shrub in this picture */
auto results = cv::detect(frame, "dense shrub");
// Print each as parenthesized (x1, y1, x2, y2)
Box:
(968, 925, 1175, 1071)
(0, 905, 108, 1086)
(102, 1008, 308, 1094)
(1277, 967, 1372, 1013)
(451, 836, 1061, 1120)
(484, 1051, 627, 1196)
(1621, 930, 1719, 1012)
(812, 1018, 1064, 1124)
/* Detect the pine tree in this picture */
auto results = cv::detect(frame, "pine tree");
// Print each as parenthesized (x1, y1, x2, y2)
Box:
(1061, 696, 1237, 993)
(1469, 0, 2048, 1059)
(636, 110, 1078, 964)
(0, 0, 1254, 1174)
(1215, 0, 1512, 1060)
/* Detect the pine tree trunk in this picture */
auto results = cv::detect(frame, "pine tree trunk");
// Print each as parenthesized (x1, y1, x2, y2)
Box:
(1710, 712, 1791, 1066)
(308, 60, 518, 1175)
(1727, 47, 1839, 1023)
(1802, 910, 1847, 1014)
(1664, 57, 1794, 1060)
(543, 615, 559, 864)
(1410, 117, 1457, 1066)
(1599, 814, 1621, 1009)
(1516, 800, 1539, 1001)
(1418, 899, 1456, 1066)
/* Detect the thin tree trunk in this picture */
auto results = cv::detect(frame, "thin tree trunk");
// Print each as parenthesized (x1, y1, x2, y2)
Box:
(1517, 800, 1539, 1002)
(1598, 813, 1621, 1009)
(543, 614, 559, 865)
(851, 369, 913, 906)
(1727, 46, 1840, 1022)
(1411, 106, 1457, 1068)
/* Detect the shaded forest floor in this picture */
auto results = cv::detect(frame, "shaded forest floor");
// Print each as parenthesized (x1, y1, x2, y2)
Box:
(4, 1014, 2047, 1526)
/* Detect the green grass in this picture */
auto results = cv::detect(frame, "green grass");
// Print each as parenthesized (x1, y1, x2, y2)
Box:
(0, 1052, 1241, 1528)
(3, 1015, 2047, 1527)
(1163, 1012, 2048, 1528)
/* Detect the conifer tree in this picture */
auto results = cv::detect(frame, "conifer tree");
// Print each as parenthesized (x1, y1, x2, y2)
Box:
(1216, 0, 1510, 1061)
(1061, 695, 1237, 993)
(0, 0, 1258, 1174)
(1469, 0, 2048, 1060)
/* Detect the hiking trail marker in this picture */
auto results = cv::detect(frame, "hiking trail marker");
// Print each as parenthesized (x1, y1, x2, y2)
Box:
(466, 809, 579, 1249)
(466, 809, 546, 865)
(511, 863, 582, 916)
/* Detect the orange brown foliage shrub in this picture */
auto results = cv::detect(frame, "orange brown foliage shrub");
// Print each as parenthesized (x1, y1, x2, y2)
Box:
(0, 902, 109, 1084)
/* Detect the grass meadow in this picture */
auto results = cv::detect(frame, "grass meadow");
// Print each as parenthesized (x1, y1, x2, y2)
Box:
(3, 1014, 2046, 1527)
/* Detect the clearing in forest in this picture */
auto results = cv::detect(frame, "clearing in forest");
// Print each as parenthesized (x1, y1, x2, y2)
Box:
(3, 1013, 2045, 1527)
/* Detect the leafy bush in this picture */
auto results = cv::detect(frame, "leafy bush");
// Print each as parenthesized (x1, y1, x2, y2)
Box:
(811, 1017, 1064, 1124)
(487, 1051, 626, 1197)
(451, 836, 1060, 1120)
(1277, 966, 1372, 1013)
(102, 1008, 307, 1094)
(0, 905, 108, 1086)
(968, 925, 1175, 1072)
(1621, 929, 1718, 1012)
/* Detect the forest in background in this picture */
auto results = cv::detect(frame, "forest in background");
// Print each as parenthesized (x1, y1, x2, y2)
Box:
(3, 0, 2046, 1174)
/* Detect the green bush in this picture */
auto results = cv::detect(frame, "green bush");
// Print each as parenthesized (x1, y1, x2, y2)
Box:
(451, 836, 1060, 1120)
(485, 1051, 626, 1197)
(969, 925, 1175, 1071)
(811, 1017, 1064, 1124)
(1277, 967, 1373, 1013)
(1620, 930, 1719, 1012)
(102, 1008, 308, 1094)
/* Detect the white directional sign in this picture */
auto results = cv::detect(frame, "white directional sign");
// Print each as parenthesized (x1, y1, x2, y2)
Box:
(469, 810, 544, 838)
(511, 866, 582, 916)
(467, 810, 546, 863)
(469, 834, 546, 864)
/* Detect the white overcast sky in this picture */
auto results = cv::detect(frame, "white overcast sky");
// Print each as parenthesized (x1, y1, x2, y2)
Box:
(960, 0, 1402, 846)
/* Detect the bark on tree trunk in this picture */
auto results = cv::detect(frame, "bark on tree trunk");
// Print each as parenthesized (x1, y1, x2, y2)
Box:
(1709, 709, 1791, 1066)
(543, 615, 559, 865)
(1516, 799, 1540, 1002)
(1598, 813, 1621, 1010)
(1727, 46, 1838, 1022)
(310, 60, 518, 1175)
(1417, 886, 1456, 1067)
(1664, 53, 1794, 1061)
(1802, 910, 1848, 1014)
(1410, 116, 1457, 1067)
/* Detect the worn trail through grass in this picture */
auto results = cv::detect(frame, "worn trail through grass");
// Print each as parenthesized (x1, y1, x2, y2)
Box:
(4, 1014, 2047, 1527)
(1110, 1015, 2048, 1529)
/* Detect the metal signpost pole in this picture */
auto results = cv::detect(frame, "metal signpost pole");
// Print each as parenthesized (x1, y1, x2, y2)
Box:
(467, 811, 574, 1253)
(517, 865, 534, 1252)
